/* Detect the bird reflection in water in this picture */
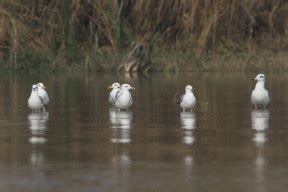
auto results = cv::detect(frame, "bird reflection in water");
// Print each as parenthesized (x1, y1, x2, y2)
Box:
(180, 111, 196, 176)
(109, 108, 132, 144)
(251, 110, 269, 145)
(180, 112, 196, 145)
(28, 112, 49, 144)
(251, 110, 269, 192)
(28, 112, 49, 170)
(109, 108, 132, 190)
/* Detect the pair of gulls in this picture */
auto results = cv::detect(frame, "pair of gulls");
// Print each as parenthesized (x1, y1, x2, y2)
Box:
(108, 73, 269, 111)
(28, 83, 49, 112)
(177, 73, 269, 111)
(108, 83, 135, 110)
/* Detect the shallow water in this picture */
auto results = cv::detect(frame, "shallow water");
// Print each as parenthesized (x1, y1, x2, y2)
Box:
(0, 72, 288, 192)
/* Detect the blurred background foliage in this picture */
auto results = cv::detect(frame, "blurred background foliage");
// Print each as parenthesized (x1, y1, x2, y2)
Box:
(0, 0, 287, 71)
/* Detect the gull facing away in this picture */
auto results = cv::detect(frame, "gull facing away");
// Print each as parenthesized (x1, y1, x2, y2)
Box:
(28, 85, 44, 112)
(178, 85, 196, 112)
(37, 83, 49, 111)
(251, 74, 270, 110)
(108, 82, 121, 105)
(114, 84, 135, 111)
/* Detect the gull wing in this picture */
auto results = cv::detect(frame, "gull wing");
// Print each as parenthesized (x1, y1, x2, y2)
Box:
(38, 95, 45, 106)
(115, 90, 122, 102)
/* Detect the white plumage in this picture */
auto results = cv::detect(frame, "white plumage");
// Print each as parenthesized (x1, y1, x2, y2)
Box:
(28, 85, 43, 111)
(180, 85, 196, 112)
(108, 82, 120, 105)
(37, 83, 49, 111)
(114, 84, 135, 110)
(251, 74, 270, 109)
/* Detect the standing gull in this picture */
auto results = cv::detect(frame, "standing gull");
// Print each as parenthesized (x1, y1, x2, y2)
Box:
(251, 74, 270, 110)
(114, 84, 135, 111)
(108, 82, 121, 105)
(179, 85, 196, 112)
(37, 83, 49, 111)
(28, 85, 43, 112)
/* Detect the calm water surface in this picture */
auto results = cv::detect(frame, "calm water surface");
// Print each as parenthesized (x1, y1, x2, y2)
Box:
(0, 72, 288, 192)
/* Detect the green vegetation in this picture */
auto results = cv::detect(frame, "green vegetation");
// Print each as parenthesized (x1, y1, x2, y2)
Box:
(0, 0, 287, 72)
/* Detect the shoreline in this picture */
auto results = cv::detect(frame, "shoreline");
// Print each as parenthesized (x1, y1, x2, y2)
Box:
(0, 49, 287, 73)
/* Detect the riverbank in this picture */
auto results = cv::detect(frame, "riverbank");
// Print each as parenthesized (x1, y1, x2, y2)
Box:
(1, 0, 287, 74)
(1, 48, 287, 73)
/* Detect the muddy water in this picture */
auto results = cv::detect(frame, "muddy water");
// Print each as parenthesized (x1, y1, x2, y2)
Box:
(0, 72, 288, 192)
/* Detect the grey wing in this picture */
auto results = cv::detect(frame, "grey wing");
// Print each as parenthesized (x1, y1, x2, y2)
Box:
(115, 90, 122, 103)
(38, 95, 45, 106)
(129, 93, 133, 105)
(109, 91, 116, 104)
(180, 95, 184, 102)
(43, 95, 49, 106)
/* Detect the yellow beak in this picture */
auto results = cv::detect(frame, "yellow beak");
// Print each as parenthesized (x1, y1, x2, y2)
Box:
(108, 86, 113, 89)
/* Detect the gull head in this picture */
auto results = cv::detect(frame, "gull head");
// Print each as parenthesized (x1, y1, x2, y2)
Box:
(121, 84, 135, 90)
(185, 85, 193, 92)
(254, 74, 265, 82)
(37, 82, 47, 90)
(108, 82, 120, 90)
(32, 84, 38, 91)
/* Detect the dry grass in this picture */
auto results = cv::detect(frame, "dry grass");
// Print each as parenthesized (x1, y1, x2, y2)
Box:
(0, 0, 287, 70)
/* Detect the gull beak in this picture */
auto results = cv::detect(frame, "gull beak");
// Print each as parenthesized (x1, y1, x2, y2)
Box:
(42, 85, 47, 90)
(252, 78, 256, 81)
(130, 87, 135, 90)
(108, 86, 113, 89)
